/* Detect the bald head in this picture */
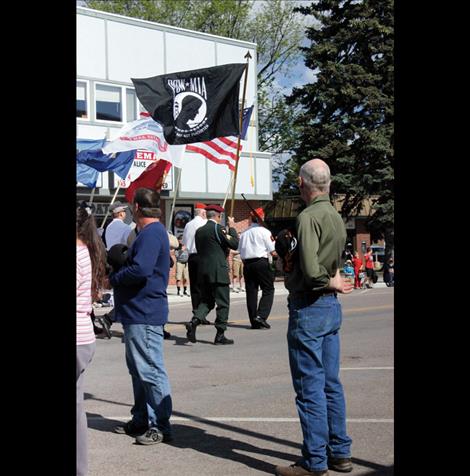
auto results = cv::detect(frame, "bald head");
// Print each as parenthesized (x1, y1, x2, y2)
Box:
(299, 159, 331, 194)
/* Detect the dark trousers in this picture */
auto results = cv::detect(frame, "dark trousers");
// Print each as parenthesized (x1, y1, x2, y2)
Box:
(243, 257, 275, 325)
(188, 254, 202, 311)
(193, 282, 230, 333)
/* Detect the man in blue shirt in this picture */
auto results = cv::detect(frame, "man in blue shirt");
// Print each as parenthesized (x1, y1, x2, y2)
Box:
(109, 187, 173, 446)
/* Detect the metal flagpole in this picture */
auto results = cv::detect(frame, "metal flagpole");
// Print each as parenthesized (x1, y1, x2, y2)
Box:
(167, 167, 182, 232)
(89, 187, 96, 204)
(101, 184, 121, 228)
(229, 51, 251, 217)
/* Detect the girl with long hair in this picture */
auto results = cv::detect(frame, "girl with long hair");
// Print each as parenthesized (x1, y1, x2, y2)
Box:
(76, 204, 106, 476)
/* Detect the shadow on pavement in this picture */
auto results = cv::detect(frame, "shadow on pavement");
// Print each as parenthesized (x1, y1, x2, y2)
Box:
(166, 334, 191, 346)
(173, 410, 302, 451)
(355, 463, 394, 476)
(167, 423, 295, 474)
(86, 412, 123, 432)
(85, 403, 391, 475)
(226, 322, 253, 329)
(351, 457, 392, 473)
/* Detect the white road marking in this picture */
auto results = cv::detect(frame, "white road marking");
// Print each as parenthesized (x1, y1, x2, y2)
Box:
(87, 416, 393, 423)
(341, 367, 394, 370)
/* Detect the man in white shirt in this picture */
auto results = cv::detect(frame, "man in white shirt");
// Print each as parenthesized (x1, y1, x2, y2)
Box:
(104, 202, 132, 250)
(182, 203, 207, 314)
(238, 207, 276, 329)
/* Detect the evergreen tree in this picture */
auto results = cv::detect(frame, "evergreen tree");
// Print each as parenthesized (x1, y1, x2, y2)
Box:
(285, 0, 394, 256)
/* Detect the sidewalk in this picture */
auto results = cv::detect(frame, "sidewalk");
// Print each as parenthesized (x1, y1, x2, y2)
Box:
(95, 279, 388, 310)
(165, 279, 388, 304)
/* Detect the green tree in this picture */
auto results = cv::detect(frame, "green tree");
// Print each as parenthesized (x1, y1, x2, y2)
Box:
(285, 0, 394, 257)
(84, 0, 305, 157)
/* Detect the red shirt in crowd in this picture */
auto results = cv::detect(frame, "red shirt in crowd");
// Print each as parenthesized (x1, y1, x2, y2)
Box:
(352, 256, 362, 272)
(365, 253, 374, 269)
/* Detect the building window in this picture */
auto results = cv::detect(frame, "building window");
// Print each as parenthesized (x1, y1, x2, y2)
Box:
(77, 81, 88, 119)
(95, 84, 122, 122)
(126, 88, 137, 122)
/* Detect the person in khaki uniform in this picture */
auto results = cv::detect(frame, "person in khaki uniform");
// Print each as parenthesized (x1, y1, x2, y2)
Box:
(185, 205, 239, 345)
(230, 250, 244, 292)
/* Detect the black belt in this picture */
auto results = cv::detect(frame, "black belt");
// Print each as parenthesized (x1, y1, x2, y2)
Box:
(289, 290, 337, 301)
(242, 257, 268, 264)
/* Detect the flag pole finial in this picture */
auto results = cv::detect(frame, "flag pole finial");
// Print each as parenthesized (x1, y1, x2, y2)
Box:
(229, 52, 251, 217)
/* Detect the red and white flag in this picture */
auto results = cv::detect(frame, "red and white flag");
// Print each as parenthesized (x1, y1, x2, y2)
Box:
(102, 115, 185, 168)
(184, 106, 253, 171)
(186, 136, 241, 171)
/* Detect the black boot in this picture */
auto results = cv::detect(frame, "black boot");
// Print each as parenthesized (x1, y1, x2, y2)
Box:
(177, 286, 181, 296)
(185, 318, 200, 343)
(183, 287, 189, 296)
(96, 316, 112, 339)
(214, 331, 234, 345)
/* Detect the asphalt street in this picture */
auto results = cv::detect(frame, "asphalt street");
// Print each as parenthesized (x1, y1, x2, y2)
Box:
(87, 284, 394, 475)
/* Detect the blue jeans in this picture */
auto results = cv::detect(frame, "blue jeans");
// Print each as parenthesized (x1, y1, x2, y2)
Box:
(287, 294, 352, 471)
(123, 324, 172, 436)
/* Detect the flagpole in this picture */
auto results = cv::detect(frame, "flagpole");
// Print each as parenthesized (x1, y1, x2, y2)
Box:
(89, 187, 96, 204)
(229, 51, 251, 217)
(101, 185, 121, 228)
(222, 172, 234, 209)
(167, 167, 182, 232)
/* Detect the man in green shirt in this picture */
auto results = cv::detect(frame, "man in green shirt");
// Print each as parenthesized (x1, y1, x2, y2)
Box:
(275, 159, 354, 476)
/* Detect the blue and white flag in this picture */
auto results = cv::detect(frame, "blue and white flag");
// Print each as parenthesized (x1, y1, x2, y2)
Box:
(241, 105, 254, 140)
(76, 149, 135, 179)
(77, 138, 106, 152)
(76, 163, 99, 188)
(76, 138, 106, 188)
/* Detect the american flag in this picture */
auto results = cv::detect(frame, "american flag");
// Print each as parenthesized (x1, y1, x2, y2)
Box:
(186, 106, 253, 171)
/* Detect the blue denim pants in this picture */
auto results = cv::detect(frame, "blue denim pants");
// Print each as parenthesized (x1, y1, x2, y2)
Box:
(287, 294, 352, 471)
(123, 324, 172, 436)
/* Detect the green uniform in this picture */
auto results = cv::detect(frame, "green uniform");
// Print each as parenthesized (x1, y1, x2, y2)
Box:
(193, 220, 239, 332)
(285, 194, 346, 298)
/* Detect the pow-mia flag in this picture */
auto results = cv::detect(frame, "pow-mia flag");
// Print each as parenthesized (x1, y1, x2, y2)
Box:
(131, 63, 245, 145)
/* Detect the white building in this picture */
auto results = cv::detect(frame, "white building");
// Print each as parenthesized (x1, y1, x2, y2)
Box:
(76, 6, 272, 227)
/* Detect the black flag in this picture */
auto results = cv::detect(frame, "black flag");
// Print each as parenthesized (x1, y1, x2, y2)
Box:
(132, 63, 246, 145)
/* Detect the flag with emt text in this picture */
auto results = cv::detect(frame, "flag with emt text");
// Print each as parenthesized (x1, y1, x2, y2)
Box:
(124, 159, 172, 203)
(102, 116, 185, 167)
(185, 105, 253, 172)
(132, 63, 246, 145)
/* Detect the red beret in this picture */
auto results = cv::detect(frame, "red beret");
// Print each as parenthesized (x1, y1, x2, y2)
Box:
(194, 202, 206, 209)
(205, 204, 225, 213)
(250, 207, 265, 219)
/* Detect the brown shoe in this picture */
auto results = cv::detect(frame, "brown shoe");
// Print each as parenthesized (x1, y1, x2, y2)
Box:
(274, 463, 328, 476)
(328, 457, 352, 472)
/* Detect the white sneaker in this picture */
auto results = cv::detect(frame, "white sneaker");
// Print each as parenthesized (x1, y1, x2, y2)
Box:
(232, 288, 240, 293)
(239, 287, 245, 292)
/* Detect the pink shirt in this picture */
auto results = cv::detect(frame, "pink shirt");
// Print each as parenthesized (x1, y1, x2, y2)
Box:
(77, 245, 96, 345)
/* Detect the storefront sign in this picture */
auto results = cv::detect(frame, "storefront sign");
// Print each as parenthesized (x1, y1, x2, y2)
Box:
(113, 150, 173, 190)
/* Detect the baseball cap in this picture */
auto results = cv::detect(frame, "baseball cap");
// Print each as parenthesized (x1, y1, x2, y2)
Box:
(195, 202, 207, 209)
(109, 201, 128, 213)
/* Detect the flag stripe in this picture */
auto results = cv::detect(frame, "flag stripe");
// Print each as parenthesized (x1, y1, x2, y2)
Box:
(188, 140, 239, 162)
(183, 107, 251, 172)
(217, 136, 239, 148)
(186, 146, 236, 171)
